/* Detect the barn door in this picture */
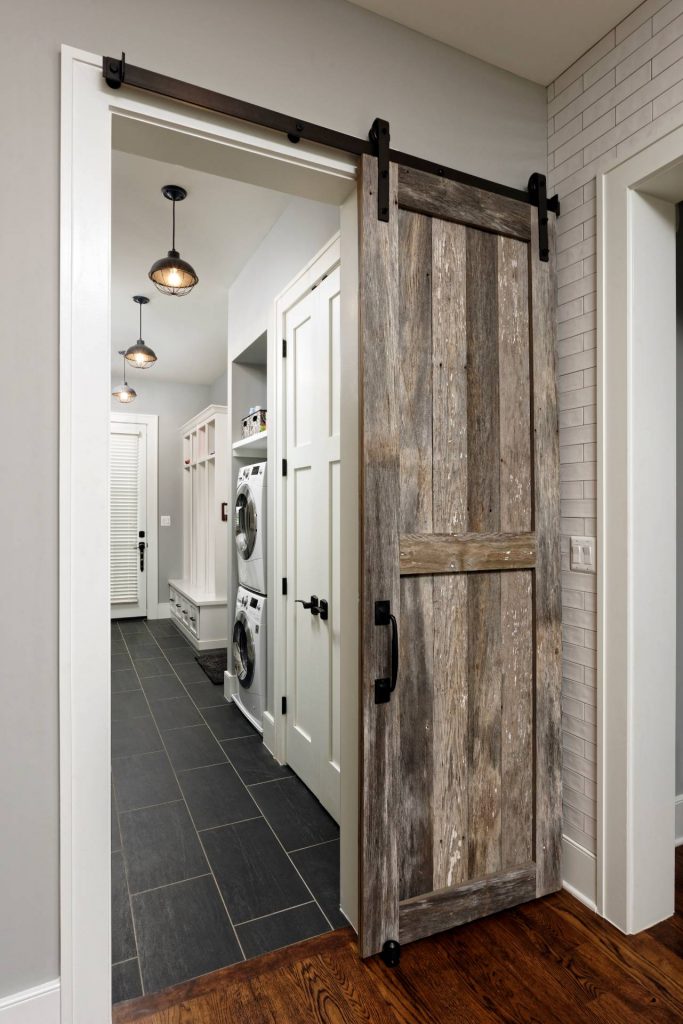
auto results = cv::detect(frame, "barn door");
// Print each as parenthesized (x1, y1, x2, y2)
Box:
(358, 154, 562, 959)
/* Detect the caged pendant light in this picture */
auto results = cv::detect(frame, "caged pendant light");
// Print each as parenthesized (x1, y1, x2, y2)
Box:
(148, 185, 198, 296)
(112, 350, 137, 404)
(125, 295, 157, 369)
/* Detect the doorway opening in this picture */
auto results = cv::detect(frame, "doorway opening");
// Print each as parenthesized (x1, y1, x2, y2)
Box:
(107, 113, 356, 1003)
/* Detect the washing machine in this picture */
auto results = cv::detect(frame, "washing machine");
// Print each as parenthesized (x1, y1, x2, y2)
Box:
(234, 461, 267, 595)
(231, 586, 266, 732)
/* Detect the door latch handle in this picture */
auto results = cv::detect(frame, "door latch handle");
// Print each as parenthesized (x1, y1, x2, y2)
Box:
(138, 540, 146, 573)
(374, 600, 398, 704)
(296, 595, 319, 615)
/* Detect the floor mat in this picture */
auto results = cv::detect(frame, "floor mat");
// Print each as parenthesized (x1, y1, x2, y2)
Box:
(196, 648, 228, 685)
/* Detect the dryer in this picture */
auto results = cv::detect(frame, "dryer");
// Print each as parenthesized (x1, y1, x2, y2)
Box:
(232, 586, 266, 732)
(234, 461, 267, 595)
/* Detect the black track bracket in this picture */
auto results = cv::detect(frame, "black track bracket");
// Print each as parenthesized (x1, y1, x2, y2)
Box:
(369, 118, 390, 222)
(103, 52, 126, 89)
(528, 172, 560, 263)
(381, 939, 401, 968)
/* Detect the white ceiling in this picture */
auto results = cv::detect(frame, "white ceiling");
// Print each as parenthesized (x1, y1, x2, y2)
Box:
(111, 151, 290, 385)
(348, 0, 641, 84)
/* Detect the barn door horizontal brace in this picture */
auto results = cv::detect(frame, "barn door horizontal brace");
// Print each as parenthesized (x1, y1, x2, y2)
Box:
(103, 54, 560, 236)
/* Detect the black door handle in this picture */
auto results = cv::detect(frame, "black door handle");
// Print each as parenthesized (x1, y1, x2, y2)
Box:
(296, 595, 319, 615)
(138, 540, 145, 572)
(374, 600, 398, 704)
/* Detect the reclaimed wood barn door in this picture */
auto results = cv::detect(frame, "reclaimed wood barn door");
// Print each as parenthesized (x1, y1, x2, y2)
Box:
(358, 154, 562, 960)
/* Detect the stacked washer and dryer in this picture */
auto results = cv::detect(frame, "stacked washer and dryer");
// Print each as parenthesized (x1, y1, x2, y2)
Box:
(232, 462, 267, 732)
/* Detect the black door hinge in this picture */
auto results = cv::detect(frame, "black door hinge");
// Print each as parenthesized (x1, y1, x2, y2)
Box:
(281, 696, 287, 714)
(282, 577, 288, 596)
(282, 338, 287, 357)
(282, 458, 287, 477)
(528, 172, 560, 263)
(103, 52, 126, 89)
(369, 117, 390, 222)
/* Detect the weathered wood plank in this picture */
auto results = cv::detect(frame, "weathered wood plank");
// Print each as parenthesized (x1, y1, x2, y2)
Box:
(397, 209, 434, 901)
(497, 235, 534, 870)
(466, 227, 502, 880)
(431, 219, 469, 891)
(398, 165, 531, 242)
(399, 531, 535, 574)
(530, 209, 563, 896)
(399, 864, 536, 945)
(358, 153, 401, 956)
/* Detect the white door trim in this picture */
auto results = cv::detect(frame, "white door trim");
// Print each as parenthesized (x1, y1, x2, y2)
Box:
(598, 125, 683, 933)
(110, 412, 159, 620)
(60, 45, 357, 1023)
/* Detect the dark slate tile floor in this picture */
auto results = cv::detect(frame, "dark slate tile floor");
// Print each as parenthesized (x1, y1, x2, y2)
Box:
(110, 618, 343, 1004)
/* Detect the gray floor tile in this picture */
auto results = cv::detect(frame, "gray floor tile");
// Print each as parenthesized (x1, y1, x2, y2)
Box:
(111, 784, 121, 853)
(173, 661, 208, 684)
(250, 777, 339, 852)
(111, 668, 140, 694)
(222, 735, 293, 786)
(112, 716, 163, 760)
(185, 680, 228, 708)
(156, 634, 192, 649)
(162, 724, 226, 772)
(112, 690, 149, 722)
(164, 646, 200, 665)
(135, 657, 172, 678)
(111, 639, 126, 655)
(202, 703, 257, 741)
(236, 902, 329, 958)
(120, 800, 208, 893)
(111, 851, 136, 964)
(177, 762, 259, 831)
(146, 620, 178, 637)
(132, 875, 242, 995)
(201, 817, 311, 924)
(149, 696, 202, 730)
(127, 642, 161, 661)
(138, 673, 185, 700)
(112, 959, 142, 1004)
(290, 839, 346, 929)
(112, 750, 181, 811)
(111, 653, 133, 673)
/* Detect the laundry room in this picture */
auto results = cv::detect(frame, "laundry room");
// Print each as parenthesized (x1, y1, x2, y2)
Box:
(108, 113, 359, 1004)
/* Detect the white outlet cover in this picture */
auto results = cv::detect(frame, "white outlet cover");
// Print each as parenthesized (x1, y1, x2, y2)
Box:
(570, 535, 596, 574)
(160, 515, 171, 527)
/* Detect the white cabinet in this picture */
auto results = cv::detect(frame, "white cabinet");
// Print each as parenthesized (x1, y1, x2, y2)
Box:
(170, 404, 228, 650)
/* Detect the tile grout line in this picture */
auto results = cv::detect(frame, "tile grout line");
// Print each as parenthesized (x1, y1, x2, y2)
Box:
(235, 899, 317, 929)
(139, 621, 249, 965)
(196, 814, 263, 834)
(287, 836, 340, 855)
(127, 871, 213, 900)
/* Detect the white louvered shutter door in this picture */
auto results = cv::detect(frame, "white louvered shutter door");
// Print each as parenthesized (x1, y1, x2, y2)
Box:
(110, 430, 142, 606)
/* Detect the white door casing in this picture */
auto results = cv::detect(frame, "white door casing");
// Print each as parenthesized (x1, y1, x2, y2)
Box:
(110, 421, 147, 618)
(285, 263, 342, 822)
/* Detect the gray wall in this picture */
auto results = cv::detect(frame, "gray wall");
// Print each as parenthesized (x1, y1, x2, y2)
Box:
(0, 0, 545, 996)
(209, 369, 228, 407)
(111, 380, 213, 604)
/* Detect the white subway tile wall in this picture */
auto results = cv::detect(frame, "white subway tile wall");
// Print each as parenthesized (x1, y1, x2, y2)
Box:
(549, 0, 683, 854)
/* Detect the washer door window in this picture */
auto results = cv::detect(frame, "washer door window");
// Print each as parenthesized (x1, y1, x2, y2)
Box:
(235, 482, 257, 560)
(232, 611, 255, 689)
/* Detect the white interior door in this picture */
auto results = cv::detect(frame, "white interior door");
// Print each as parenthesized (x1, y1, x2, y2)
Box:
(110, 421, 147, 618)
(285, 264, 341, 822)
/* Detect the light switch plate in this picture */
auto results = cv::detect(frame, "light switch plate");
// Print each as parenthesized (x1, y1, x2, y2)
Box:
(570, 535, 596, 574)
(160, 515, 171, 527)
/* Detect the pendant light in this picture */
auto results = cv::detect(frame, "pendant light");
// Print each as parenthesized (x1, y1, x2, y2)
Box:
(112, 350, 137, 404)
(125, 295, 157, 369)
(148, 185, 198, 296)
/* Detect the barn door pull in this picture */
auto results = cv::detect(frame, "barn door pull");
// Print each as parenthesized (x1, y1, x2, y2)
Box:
(374, 600, 398, 704)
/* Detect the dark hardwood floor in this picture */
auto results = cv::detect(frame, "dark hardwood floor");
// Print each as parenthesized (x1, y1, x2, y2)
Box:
(113, 846, 683, 1023)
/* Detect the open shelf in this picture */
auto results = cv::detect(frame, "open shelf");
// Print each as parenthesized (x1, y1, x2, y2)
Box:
(232, 431, 268, 457)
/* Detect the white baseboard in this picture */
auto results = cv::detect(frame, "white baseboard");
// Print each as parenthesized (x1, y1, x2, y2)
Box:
(154, 602, 171, 620)
(676, 794, 683, 847)
(562, 834, 597, 911)
(0, 980, 60, 1024)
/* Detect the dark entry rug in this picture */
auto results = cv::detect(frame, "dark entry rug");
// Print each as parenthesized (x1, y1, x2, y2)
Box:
(196, 648, 228, 685)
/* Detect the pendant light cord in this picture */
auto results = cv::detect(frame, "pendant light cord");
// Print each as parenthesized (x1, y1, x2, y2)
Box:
(139, 299, 143, 341)
(171, 197, 176, 252)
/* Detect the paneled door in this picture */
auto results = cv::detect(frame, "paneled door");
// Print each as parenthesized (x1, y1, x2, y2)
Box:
(284, 259, 342, 822)
(358, 155, 562, 958)
(110, 420, 147, 619)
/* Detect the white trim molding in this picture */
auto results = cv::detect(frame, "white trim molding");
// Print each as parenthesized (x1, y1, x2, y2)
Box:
(562, 835, 597, 911)
(676, 795, 683, 848)
(599, 125, 683, 933)
(0, 981, 60, 1024)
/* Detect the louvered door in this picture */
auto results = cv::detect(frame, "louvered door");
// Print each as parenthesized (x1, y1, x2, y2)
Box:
(110, 422, 147, 618)
(358, 156, 562, 958)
